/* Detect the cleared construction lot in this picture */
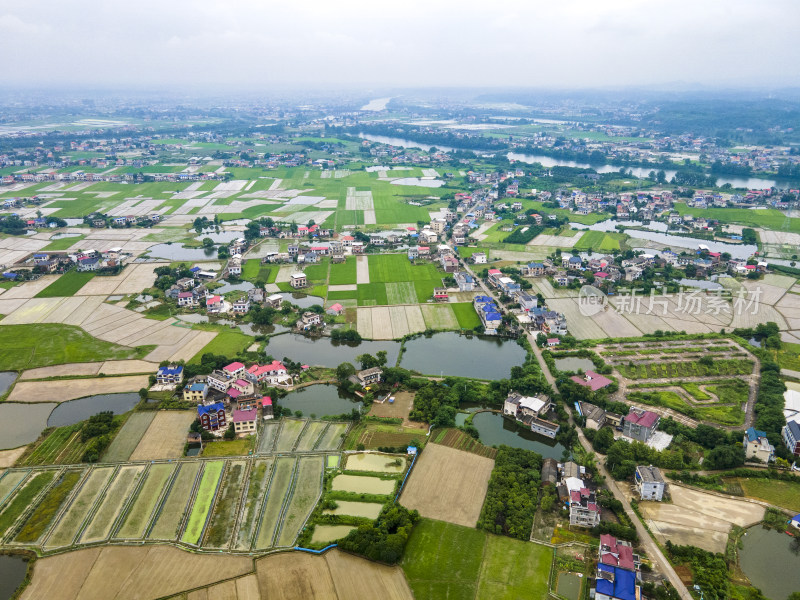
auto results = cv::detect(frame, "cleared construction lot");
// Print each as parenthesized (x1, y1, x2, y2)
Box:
(129, 411, 196, 460)
(7, 375, 149, 403)
(400, 443, 494, 527)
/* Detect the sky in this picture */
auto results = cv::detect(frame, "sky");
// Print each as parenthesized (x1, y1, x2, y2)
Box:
(1, 0, 798, 90)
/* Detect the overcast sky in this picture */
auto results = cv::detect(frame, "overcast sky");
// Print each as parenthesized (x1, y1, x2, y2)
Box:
(1, 0, 798, 90)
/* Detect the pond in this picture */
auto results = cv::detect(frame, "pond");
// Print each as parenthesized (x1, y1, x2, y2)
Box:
(345, 453, 405, 473)
(286, 293, 325, 309)
(553, 357, 595, 373)
(738, 525, 800, 600)
(49, 232, 82, 239)
(323, 501, 384, 519)
(175, 314, 288, 337)
(63, 218, 84, 226)
(471, 412, 566, 459)
(264, 333, 400, 368)
(47, 393, 141, 428)
(677, 278, 723, 291)
(0, 555, 28, 600)
(399, 332, 526, 379)
(310, 524, 356, 545)
(214, 280, 255, 294)
(624, 230, 757, 259)
(0, 372, 18, 397)
(277, 384, 362, 417)
(0, 403, 56, 449)
(194, 230, 243, 244)
(390, 177, 445, 188)
(145, 243, 218, 261)
(331, 474, 395, 495)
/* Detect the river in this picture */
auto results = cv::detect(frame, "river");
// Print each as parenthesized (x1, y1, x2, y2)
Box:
(738, 525, 800, 600)
(361, 97, 391, 112)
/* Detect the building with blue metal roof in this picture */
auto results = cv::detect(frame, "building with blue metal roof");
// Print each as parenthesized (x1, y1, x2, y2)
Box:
(595, 563, 637, 600)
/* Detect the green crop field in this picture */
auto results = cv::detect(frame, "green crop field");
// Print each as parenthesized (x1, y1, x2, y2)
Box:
(0, 323, 149, 371)
(673, 203, 800, 232)
(617, 359, 752, 379)
(102, 412, 155, 463)
(368, 254, 443, 285)
(116, 463, 175, 539)
(402, 519, 553, 600)
(385, 282, 417, 305)
(205, 461, 247, 547)
(148, 461, 200, 540)
(276, 455, 323, 546)
(357, 283, 388, 306)
(14, 470, 83, 544)
(187, 329, 252, 364)
(255, 456, 295, 549)
(451, 303, 481, 329)
(181, 460, 224, 545)
(234, 459, 273, 550)
(35, 269, 95, 298)
(728, 477, 800, 512)
(17, 424, 89, 466)
(42, 234, 87, 251)
(329, 256, 357, 285)
(574, 230, 622, 251)
(0, 471, 56, 539)
(241, 259, 274, 284)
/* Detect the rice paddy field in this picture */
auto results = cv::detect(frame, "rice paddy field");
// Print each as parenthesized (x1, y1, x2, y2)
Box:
(0, 470, 56, 540)
(115, 462, 175, 539)
(204, 460, 247, 548)
(274, 419, 306, 452)
(148, 461, 201, 540)
(233, 459, 273, 551)
(254, 456, 296, 549)
(180, 460, 224, 545)
(14, 470, 83, 544)
(315, 423, 349, 451)
(45, 467, 115, 549)
(276, 455, 324, 547)
(79, 465, 145, 543)
(257, 421, 281, 453)
(295, 421, 328, 452)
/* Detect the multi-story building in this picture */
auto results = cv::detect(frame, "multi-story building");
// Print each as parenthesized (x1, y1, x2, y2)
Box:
(198, 402, 226, 431)
(635, 465, 666, 501)
(743, 427, 774, 462)
(622, 408, 659, 443)
(782, 420, 800, 456)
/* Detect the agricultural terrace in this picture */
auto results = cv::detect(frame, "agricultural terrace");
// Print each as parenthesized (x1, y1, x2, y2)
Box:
(400, 442, 494, 527)
(402, 519, 553, 600)
(596, 338, 758, 428)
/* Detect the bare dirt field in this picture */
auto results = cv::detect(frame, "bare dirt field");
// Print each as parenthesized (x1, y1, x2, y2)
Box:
(7, 375, 148, 403)
(630, 483, 764, 553)
(356, 255, 370, 284)
(20, 545, 253, 600)
(400, 442, 494, 527)
(253, 549, 412, 600)
(0, 446, 27, 467)
(368, 391, 425, 429)
(130, 411, 196, 460)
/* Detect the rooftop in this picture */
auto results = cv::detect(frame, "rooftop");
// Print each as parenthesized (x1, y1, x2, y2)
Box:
(636, 465, 664, 484)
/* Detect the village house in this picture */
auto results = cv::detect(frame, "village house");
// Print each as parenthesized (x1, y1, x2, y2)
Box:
(570, 370, 612, 392)
(635, 465, 666, 501)
(177, 291, 198, 307)
(473, 295, 502, 334)
(579, 402, 606, 430)
(522, 262, 545, 277)
(454, 271, 474, 292)
(352, 367, 382, 387)
(197, 402, 226, 432)
(231, 297, 251, 314)
(206, 295, 224, 313)
(782, 420, 800, 456)
(594, 564, 638, 600)
(298, 311, 322, 330)
(156, 365, 183, 386)
(230, 378, 255, 396)
(622, 408, 660, 443)
(183, 382, 208, 403)
(232, 408, 258, 434)
(247, 361, 290, 385)
(743, 427, 774, 462)
(261, 396, 274, 419)
(266, 293, 284, 308)
(290, 272, 307, 288)
(472, 252, 487, 264)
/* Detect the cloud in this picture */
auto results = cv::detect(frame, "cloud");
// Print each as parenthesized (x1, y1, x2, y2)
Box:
(0, 0, 797, 89)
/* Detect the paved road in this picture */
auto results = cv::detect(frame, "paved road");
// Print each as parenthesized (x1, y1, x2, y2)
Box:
(455, 244, 693, 599)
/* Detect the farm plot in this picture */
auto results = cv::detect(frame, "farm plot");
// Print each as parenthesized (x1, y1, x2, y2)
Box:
(385, 282, 417, 305)
(204, 461, 247, 548)
(233, 459, 273, 551)
(45, 467, 115, 549)
(421, 304, 459, 330)
(34, 271, 95, 298)
(258, 421, 281, 453)
(102, 412, 155, 462)
(148, 460, 201, 541)
(315, 423, 349, 451)
(323, 500, 384, 519)
(276, 455, 324, 547)
(329, 256, 357, 285)
(274, 419, 306, 452)
(7, 375, 148, 403)
(400, 443, 494, 528)
(345, 452, 406, 473)
(331, 474, 396, 495)
(0, 470, 29, 506)
(181, 460, 225, 545)
(617, 358, 752, 379)
(0, 470, 56, 540)
(254, 456, 295, 549)
(130, 411, 196, 460)
(14, 470, 84, 544)
(80, 464, 145, 543)
(115, 463, 176, 539)
(19, 545, 253, 600)
(295, 421, 327, 452)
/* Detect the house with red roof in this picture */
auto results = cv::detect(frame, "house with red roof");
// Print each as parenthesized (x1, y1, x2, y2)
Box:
(599, 534, 637, 572)
(223, 362, 246, 379)
(326, 303, 344, 316)
(231, 378, 254, 396)
(622, 407, 660, 442)
(246, 361, 290, 385)
(206, 295, 224, 313)
(570, 370, 612, 392)
(232, 408, 258, 434)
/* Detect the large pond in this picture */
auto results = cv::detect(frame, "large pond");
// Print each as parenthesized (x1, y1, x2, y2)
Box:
(399, 332, 526, 379)
(277, 384, 362, 417)
(738, 525, 800, 600)
(50, 232, 82, 239)
(390, 177, 444, 188)
(471, 411, 566, 459)
(264, 334, 400, 368)
(553, 357, 595, 373)
(194, 230, 243, 244)
(0, 372, 18, 397)
(214, 280, 255, 294)
(0, 403, 56, 449)
(0, 555, 28, 600)
(145, 243, 218, 261)
(570, 219, 669, 233)
(624, 230, 756, 259)
(286, 294, 325, 309)
(47, 393, 141, 428)
(175, 313, 289, 337)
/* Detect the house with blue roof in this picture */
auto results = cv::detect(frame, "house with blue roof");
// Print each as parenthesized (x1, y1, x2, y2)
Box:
(743, 427, 774, 462)
(198, 402, 226, 432)
(783, 420, 800, 456)
(156, 365, 184, 386)
(595, 563, 638, 600)
(522, 262, 545, 276)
